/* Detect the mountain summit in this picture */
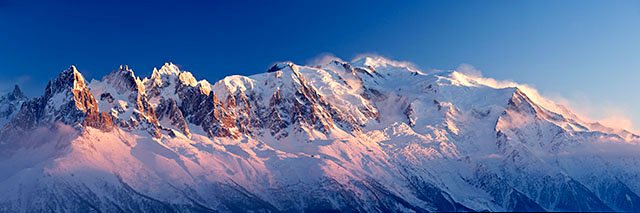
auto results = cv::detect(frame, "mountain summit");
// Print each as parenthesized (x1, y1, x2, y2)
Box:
(1, 56, 639, 212)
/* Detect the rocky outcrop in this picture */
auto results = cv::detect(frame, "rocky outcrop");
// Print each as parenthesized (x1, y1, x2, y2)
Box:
(156, 98, 191, 137)
(231, 91, 262, 135)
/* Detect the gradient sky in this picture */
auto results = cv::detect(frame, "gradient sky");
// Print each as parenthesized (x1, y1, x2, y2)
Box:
(1, 0, 639, 130)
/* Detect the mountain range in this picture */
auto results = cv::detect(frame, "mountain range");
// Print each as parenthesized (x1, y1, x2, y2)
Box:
(1, 56, 640, 212)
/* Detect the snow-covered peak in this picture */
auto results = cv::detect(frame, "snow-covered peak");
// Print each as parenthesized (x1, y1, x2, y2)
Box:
(266, 61, 295, 73)
(149, 63, 175, 87)
(147, 62, 200, 88)
(212, 75, 256, 97)
(351, 55, 418, 71)
(68, 65, 86, 87)
(156, 62, 181, 75)
(45, 65, 89, 96)
(100, 64, 145, 94)
(351, 55, 388, 67)
(177, 71, 198, 87)
(119, 64, 130, 72)
(431, 70, 490, 88)
(437, 70, 637, 136)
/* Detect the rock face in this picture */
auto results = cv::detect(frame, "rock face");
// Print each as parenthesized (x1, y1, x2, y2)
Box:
(1, 66, 113, 140)
(1, 57, 640, 212)
(0, 85, 27, 127)
(156, 98, 190, 137)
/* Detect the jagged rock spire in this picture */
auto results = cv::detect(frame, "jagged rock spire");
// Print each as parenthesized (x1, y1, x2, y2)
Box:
(3, 65, 115, 133)
(104, 64, 144, 94)
(267, 62, 294, 73)
(45, 65, 88, 96)
(7, 85, 25, 101)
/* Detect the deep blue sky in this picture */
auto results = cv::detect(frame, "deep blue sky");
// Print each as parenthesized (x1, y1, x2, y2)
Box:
(1, 0, 640, 129)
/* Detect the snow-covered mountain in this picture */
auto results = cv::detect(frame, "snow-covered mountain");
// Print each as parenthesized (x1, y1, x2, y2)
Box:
(1, 56, 640, 212)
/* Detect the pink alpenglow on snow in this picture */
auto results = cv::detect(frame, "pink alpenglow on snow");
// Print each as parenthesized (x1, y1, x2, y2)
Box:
(1, 56, 639, 212)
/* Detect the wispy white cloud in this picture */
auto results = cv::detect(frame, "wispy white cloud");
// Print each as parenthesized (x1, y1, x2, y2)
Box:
(1, 122, 79, 150)
(305, 53, 345, 66)
(454, 64, 638, 133)
(553, 96, 636, 132)
(455, 64, 560, 112)
(351, 53, 421, 70)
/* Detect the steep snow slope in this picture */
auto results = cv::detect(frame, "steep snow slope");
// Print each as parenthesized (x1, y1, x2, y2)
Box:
(1, 56, 640, 212)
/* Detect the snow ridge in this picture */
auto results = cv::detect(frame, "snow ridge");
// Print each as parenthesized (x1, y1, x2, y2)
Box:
(1, 56, 640, 212)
